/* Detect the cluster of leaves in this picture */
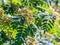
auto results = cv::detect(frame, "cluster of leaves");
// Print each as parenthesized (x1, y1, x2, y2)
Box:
(2, 3, 19, 15)
(1, 0, 50, 15)
(0, 0, 56, 45)
(0, 8, 36, 45)
(35, 11, 56, 31)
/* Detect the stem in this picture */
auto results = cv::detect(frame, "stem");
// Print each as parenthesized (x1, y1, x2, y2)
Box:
(32, 23, 40, 31)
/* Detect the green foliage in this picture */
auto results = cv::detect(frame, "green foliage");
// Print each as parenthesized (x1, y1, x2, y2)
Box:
(49, 25, 60, 38)
(2, 3, 19, 15)
(35, 11, 56, 31)
(0, 0, 56, 45)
